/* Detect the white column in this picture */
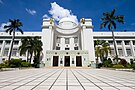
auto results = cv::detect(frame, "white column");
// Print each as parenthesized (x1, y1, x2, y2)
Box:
(74, 56, 76, 66)
(81, 26, 85, 50)
(122, 40, 127, 56)
(50, 28, 54, 50)
(49, 26, 53, 50)
(17, 40, 21, 58)
(70, 37, 74, 50)
(82, 25, 95, 63)
(61, 38, 65, 50)
(1, 40, 5, 56)
(130, 40, 134, 56)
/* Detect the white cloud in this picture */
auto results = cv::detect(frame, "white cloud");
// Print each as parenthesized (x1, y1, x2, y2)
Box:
(0, 0, 3, 4)
(26, 8, 36, 15)
(0, 22, 11, 31)
(43, 14, 50, 19)
(43, 2, 78, 23)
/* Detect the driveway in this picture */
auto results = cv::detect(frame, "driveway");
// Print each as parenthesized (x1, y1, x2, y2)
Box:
(0, 68, 135, 90)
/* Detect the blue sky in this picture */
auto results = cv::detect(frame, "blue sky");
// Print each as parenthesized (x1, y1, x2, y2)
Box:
(0, 0, 135, 32)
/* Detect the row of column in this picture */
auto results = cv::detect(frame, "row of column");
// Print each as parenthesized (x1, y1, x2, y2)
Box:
(0, 40, 23, 59)
(110, 40, 135, 57)
(56, 37, 79, 50)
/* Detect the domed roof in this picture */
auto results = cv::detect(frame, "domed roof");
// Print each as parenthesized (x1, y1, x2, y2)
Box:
(59, 17, 76, 24)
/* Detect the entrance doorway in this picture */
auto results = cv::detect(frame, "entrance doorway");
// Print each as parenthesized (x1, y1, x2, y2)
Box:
(76, 56, 82, 66)
(53, 56, 59, 66)
(64, 56, 70, 66)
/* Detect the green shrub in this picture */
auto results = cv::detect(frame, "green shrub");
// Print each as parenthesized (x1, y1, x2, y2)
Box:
(21, 62, 31, 67)
(119, 58, 127, 67)
(126, 64, 132, 68)
(112, 64, 124, 68)
(103, 59, 112, 67)
(9, 59, 22, 68)
(97, 63, 103, 68)
(131, 63, 135, 70)
(0, 63, 8, 69)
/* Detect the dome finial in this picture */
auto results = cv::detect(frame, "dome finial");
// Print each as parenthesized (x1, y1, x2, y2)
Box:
(81, 17, 85, 24)
(50, 18, 54, 24)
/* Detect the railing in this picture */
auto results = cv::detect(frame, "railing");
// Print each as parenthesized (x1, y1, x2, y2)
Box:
(46, 50, 89, 55)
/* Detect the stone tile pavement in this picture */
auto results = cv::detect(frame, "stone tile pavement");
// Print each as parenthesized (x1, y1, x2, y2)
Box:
(0, 68, 135, 90)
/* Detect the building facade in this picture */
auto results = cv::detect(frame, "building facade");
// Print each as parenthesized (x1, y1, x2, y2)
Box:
(0, 17, 135, 67)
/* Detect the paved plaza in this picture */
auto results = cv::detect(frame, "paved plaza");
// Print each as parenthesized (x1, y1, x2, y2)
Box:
(0, 68, 135, 90)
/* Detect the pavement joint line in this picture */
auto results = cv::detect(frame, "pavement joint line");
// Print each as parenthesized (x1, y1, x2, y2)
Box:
(0, 68, 135, 90)
(81, 70, 135, 90)
(76, 70, 120, 90)
(88, 70, 135, 84)
(90, 70, 135, 85)
(30, 69, 63, 90)
(0, 70, 49, 83)
(74, 69, 103, 90)
(0, 71, 48, 89)
(66, 69, 68, 90)
(12, 69, 59, 90)
(48, 69, 64, 90)
(70, 69, 86, 90)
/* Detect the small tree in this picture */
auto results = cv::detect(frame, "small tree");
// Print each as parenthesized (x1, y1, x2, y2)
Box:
(4, 19, 23, 65)
(100, 9, 124, 63)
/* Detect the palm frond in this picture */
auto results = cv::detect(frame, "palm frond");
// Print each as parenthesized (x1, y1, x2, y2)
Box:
(111, 9, 116, 17)
(4, 25, 11, 29)
(5, 27, 12, 33)
(9, 29, 13, 35)
(17, 27, 23, 34)
(108, 23, 112, 30)
(111, 21, 116, 29)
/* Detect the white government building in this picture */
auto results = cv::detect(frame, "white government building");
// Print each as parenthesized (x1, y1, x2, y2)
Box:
(0, 17, 135, 67)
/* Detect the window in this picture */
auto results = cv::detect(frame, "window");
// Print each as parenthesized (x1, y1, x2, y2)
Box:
(65, 48, 69, 50)
(125, 41, 130, 45)
(74, 37, 78, 43)
(14, 41, 19, 45)
(118, 48, 123, 56)
(126, 48, 132, 56)
(5, 41, 10, 45)
(57, 37, 60, 43)
(111, 48, 114, 55)
(0, 41, 3, 45)
(56, 47, 60, 50)
(12, 48, 18, 56)
(74, 47, 78, 50)
(65, 38, 69, 44)
(108, 41, 113, 45)
(133, 41, 135, 45)
(117, 41, 122, 45)
(3, 48, 9, 56)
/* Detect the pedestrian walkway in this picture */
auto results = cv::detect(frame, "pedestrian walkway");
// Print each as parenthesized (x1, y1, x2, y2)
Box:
(0, 68, 135, 90)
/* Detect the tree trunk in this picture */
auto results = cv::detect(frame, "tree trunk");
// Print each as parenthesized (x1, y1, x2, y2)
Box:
(8, 30, 15, 64)
(29, 53, 33, 64)
(26, 51, 29, 62)
(96, 56, 99, 68)
(111, 29, 118, 63)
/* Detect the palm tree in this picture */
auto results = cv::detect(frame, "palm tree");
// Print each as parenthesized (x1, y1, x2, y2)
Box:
(19, 37, 32, 62)
(19, 36, 42, 64)
(4, 19, 23, 62)
(94, 40, 111, 63)
(95, 45, 101, 65)
(100, 9, 124, 62)
(102, 42, 111, 62)
(33, 36, 43, 66)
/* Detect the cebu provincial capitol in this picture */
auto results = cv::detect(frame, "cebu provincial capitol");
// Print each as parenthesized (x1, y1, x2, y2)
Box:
(0, 17, 135, 67)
